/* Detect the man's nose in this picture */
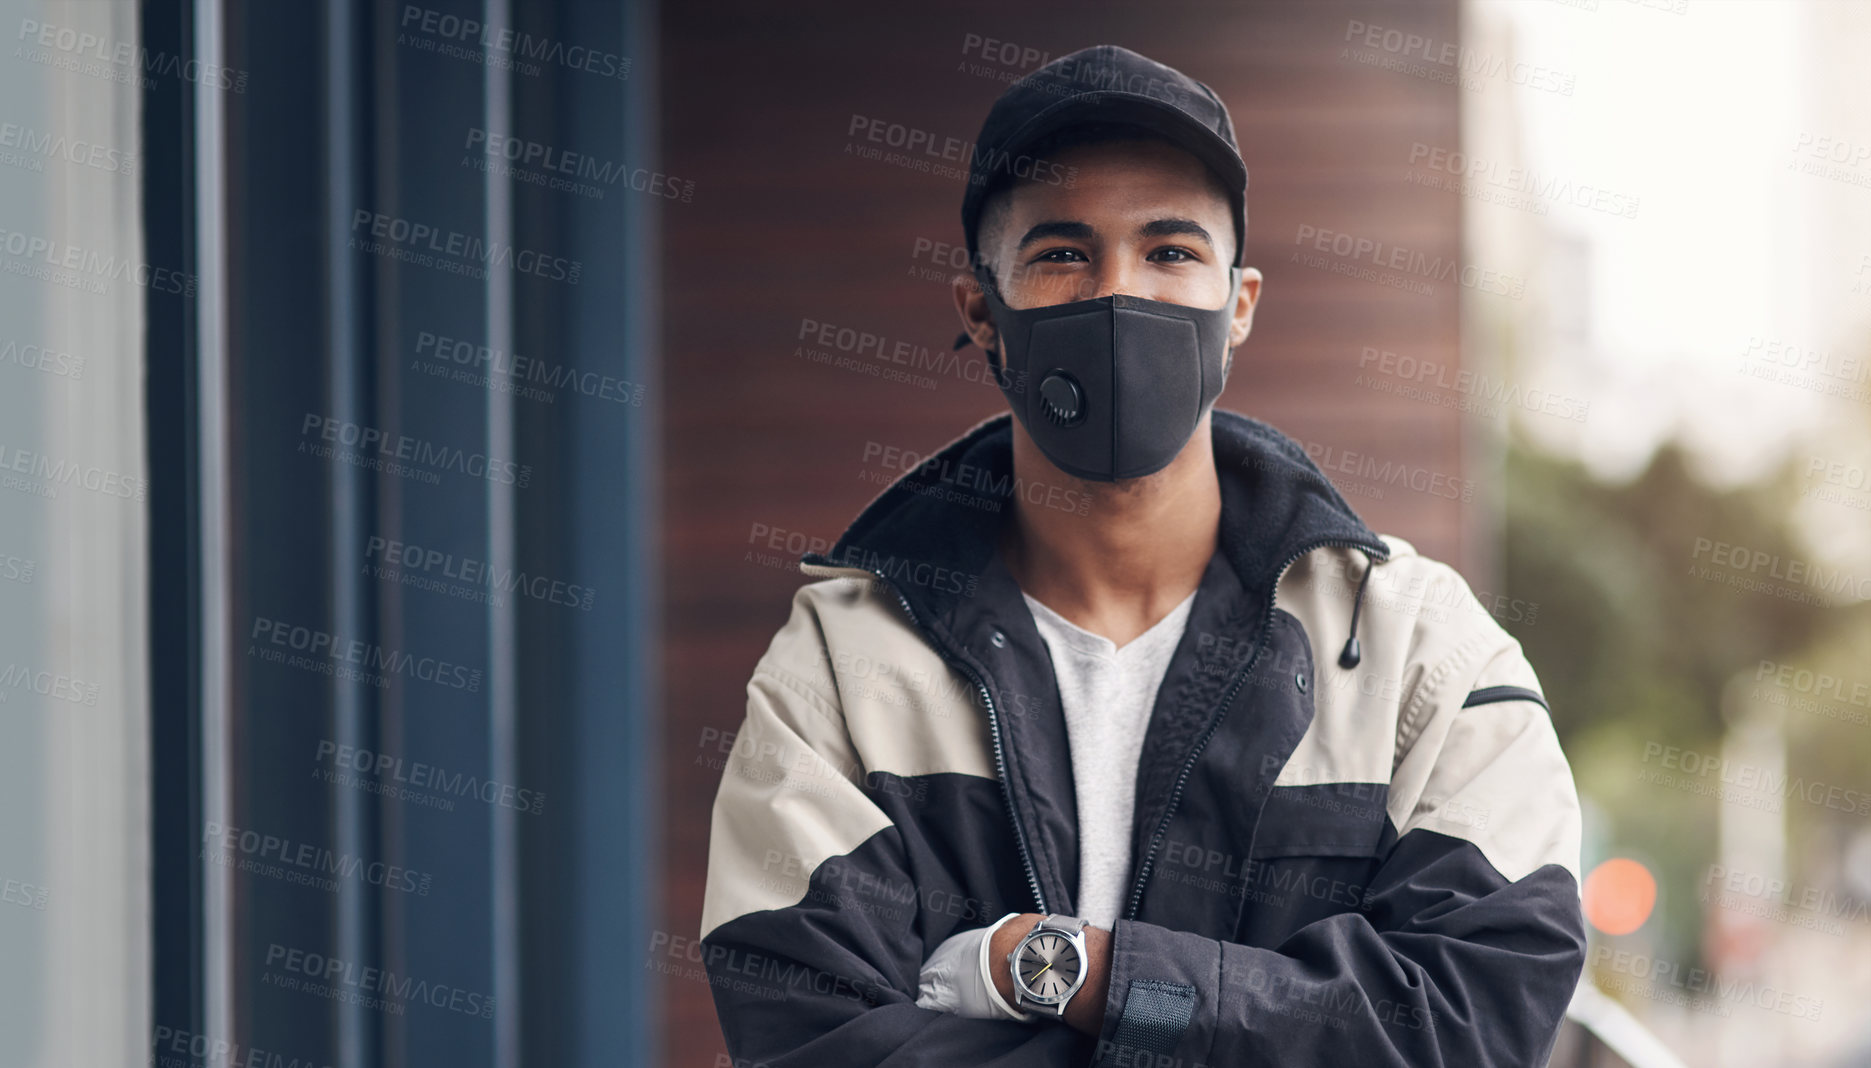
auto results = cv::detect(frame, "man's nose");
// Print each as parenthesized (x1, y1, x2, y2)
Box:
(1084, 261, 1139, 300)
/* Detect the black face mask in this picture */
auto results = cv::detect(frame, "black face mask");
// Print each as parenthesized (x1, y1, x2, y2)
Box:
(967, 266, 1243, 482)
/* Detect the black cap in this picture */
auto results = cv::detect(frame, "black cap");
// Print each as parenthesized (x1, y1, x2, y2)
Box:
(961, 44, 1249, 272)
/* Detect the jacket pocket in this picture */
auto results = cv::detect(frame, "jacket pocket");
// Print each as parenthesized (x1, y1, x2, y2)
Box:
(1249, 782, 1390, 859)
(1234, 785, 1391, 947)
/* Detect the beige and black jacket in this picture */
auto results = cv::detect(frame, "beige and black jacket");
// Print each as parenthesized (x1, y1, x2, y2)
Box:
(700, 409, 1586, 1066)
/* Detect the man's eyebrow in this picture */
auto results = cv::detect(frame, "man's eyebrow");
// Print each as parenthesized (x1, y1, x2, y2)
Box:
(1139, 218, 1214, 247)
(1015, 220, 1094, 251)
(1014, 218, 1215, 251)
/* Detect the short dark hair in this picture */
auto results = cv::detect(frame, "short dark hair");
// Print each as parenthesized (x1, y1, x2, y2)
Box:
(971, 120, 1243, 296)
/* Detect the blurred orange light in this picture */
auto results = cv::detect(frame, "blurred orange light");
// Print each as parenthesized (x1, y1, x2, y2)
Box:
(1583, 857, 1656, 936)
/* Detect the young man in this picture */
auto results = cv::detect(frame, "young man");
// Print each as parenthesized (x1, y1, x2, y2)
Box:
(700, 44, 1585, 1067)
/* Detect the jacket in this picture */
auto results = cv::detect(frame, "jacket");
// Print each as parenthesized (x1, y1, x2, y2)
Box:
(699, 408, 1586, 1067)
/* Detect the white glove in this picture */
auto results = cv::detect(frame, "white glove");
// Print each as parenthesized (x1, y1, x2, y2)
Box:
(914, 911, 1034, 1022)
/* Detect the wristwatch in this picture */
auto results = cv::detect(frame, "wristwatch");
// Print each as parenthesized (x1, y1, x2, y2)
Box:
(1006, 913, 1089, 1017)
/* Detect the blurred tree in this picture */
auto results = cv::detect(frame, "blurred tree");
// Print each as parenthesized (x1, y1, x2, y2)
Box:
(1499, 435, 1870, 964)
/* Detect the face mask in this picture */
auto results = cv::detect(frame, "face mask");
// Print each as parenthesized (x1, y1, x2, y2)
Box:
(971, 266, 1243, 482)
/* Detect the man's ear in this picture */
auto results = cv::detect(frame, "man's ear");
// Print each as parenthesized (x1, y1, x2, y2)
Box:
(1227, 267, 1263, 350)
(952, 270, 1000, 354)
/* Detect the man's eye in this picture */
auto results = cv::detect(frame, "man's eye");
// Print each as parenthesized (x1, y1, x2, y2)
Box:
(1034, 248, 1086, 264)
(1152, 247, 1197, 263)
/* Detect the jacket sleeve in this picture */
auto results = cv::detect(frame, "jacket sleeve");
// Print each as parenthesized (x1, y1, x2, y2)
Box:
(1087, 640, 1587, 1067)
(698, 593, 1091, 1067)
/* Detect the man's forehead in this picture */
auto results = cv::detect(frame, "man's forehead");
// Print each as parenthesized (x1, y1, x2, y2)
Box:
(1013, 217, 1218, 251)
(1001, 180, 1232, 233)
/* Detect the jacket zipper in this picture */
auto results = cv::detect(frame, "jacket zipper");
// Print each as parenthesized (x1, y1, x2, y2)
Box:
(851, 565, 1049, 915)
(1121, 536, 1388, 921)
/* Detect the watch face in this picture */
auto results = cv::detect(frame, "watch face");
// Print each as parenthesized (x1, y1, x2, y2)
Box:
(1015, 930, 1082, 1003)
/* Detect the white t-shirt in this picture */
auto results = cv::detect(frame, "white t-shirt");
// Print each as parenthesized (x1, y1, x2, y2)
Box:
(1022, 588, 1198, 928)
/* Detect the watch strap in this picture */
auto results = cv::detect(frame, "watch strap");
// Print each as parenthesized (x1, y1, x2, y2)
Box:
(1036, 913, 1087, 937)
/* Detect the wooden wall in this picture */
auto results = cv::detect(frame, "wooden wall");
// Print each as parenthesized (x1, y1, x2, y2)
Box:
(658, 2, 1468, 1063)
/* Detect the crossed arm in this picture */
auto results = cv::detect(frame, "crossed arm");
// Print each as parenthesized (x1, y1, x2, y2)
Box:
(702, 632, 1585, 1066)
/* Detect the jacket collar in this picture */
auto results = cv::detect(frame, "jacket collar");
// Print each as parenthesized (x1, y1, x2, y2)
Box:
(800, 408, 1390, 640)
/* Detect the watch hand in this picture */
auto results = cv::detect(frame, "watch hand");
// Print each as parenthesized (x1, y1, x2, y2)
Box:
(1030, 960, 1053, 981)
